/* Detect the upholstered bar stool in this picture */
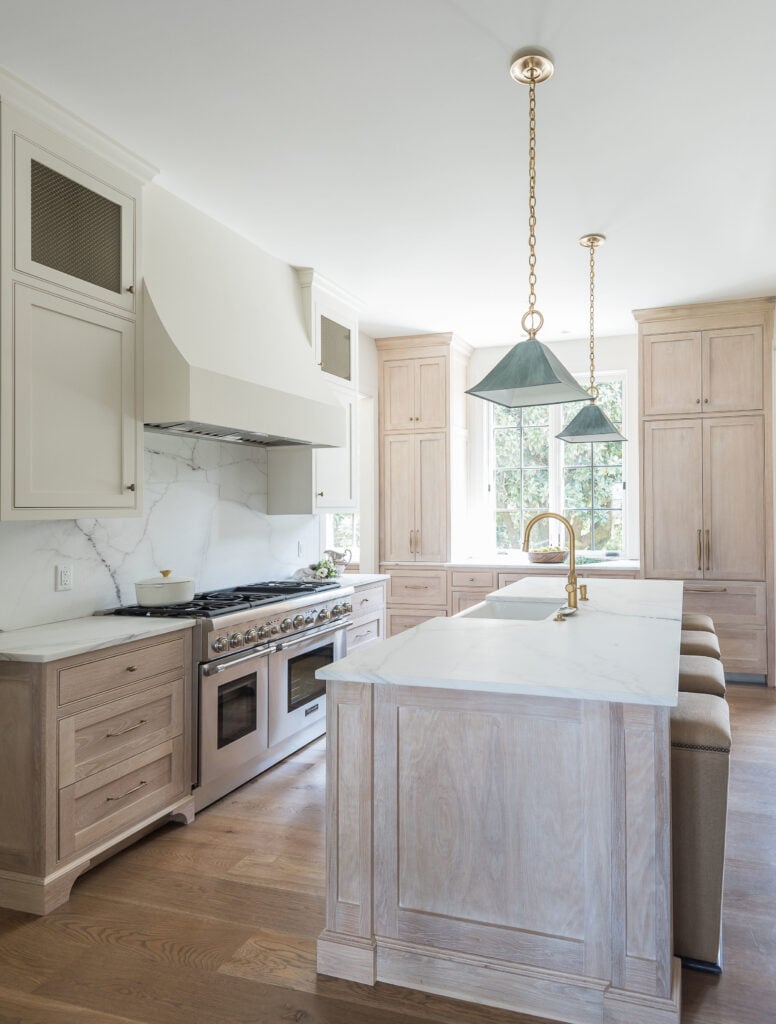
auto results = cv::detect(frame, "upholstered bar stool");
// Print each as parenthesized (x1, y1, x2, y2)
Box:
(678, 654, 726, 697)
(670, 692, 731, 972)
(680, 629, 721, 659)
(682, 612, 716, 634)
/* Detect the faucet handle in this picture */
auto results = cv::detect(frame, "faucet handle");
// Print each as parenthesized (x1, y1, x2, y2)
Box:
(580, 584, 588, 601)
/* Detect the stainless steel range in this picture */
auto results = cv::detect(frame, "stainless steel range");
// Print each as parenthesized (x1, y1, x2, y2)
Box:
(114, 580, 353, 810)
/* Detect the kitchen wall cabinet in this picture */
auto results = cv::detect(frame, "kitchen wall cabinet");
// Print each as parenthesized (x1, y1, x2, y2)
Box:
(296, 268, 360, 390)
(0, 628, 194, 914)
(636, 297, 774, 679)
(0, 83, 154, 520)
(382, 432, 447, 561)
(381, 355, 447, 432)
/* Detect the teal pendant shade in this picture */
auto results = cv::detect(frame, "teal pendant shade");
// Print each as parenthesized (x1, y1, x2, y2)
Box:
(466, 339, 590, 408)
(556, 401, 627, 442)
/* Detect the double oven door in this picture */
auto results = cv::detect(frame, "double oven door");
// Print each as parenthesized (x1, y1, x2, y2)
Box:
(268, 621, 347, 747)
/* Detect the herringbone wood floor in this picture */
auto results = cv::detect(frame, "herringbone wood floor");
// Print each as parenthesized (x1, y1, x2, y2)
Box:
(0, 685, 773, 1024)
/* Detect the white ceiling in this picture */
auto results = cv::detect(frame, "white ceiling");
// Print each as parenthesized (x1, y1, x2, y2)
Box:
(2, 0, 776, 346)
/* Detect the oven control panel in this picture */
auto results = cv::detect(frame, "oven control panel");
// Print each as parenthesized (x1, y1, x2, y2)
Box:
(206, 596, 353, 658)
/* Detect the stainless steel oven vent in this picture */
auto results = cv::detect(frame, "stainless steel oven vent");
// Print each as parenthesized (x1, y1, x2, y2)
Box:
(144, 422, 306, 447)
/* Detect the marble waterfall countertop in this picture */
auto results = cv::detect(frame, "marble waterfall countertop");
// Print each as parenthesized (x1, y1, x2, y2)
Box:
(318, 576, 683, 706)
(0, 615, 196, 662)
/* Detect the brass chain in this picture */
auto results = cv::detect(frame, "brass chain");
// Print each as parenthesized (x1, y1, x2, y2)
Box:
(588, 241, 596, 396)
(527, 77, 537, 324)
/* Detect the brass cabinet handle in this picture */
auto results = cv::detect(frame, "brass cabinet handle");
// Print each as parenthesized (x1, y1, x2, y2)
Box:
(354, 630, 371, 641)
(405, 584, 430, 590)
(360, 597, 369, 605)
(126, 284, 135, 294)
(705, 529, 711, 571)
(686, 586, 728, 593)
(126, 665, 138, 672)
(106, 718, 147, 738)
(126, 484, 136, 492)
(697, 529, 702, 571)
(409, 530, 414, 554)
(106, 780, 146, 802)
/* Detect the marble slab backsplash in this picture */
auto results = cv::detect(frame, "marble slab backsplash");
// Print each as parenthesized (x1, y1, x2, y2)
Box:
(0, 433, 320, 631)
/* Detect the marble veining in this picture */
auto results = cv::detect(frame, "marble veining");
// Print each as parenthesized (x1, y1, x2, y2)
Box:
(0, 616, 196, 663)
(0, 433, 320, 631)
(318, 577, 683, 706)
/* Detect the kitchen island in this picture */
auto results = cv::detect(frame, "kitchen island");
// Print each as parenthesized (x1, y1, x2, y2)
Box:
(315, 577, 683, 1024)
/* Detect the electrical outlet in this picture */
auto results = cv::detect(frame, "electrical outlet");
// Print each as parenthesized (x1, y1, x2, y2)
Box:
(297, 541, 303, 558)
(55, 564, 73, 592)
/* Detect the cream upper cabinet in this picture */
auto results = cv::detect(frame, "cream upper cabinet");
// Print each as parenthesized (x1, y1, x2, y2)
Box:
(382, 355, 447, 432)
(0, 97, 150, 520)
(642, 326, 763, 416)
(296, 269, 360, 390)
(314, 386, 357, 509)
(12, 284, 138, 510)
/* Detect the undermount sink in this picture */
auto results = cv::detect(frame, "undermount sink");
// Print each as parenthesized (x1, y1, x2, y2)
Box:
(460, 597, 564, 622)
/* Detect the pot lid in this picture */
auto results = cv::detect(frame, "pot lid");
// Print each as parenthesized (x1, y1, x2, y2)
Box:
(136, 569, 194, 587)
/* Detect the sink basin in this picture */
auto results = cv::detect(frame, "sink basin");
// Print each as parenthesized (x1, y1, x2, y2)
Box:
(460, 597, 564, 622)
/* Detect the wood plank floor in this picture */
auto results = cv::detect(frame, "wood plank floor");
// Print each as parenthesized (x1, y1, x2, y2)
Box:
(0, 685, 773, 1024)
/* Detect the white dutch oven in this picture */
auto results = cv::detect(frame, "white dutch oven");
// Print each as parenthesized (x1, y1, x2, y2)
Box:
(135, 569, 195, 607)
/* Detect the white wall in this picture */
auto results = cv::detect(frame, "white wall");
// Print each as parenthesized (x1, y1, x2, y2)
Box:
(0, 433, 319, 631)
(467, 334, 640, 558)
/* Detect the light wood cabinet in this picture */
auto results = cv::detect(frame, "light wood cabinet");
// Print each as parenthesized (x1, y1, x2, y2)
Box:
(0, 92, 152, 519)
(636, 298, 774, 679)
(0, 629, 194, 914)
(382, 355, 447, 432)
(346, 579, 387, 651)
(382, 432, 447, 562)
(641, 326, 763, 416)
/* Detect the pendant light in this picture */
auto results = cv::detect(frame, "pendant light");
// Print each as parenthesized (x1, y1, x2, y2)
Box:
(467, 52, 589, 409)
(557, 234, 626, 442)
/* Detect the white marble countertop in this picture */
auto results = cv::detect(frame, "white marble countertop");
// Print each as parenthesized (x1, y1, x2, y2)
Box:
(318, 577, 682, 706)
(384, 558, 640, 573)
(0, 616, 196, 663)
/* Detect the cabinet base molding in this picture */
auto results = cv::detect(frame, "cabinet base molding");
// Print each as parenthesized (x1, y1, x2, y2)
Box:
(316, 935, 681, 1024)
(316, 932, 376, 984)
(0, 794, 195, 915)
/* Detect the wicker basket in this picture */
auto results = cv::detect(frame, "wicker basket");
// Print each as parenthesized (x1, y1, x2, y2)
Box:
(528, 550, 568, 564)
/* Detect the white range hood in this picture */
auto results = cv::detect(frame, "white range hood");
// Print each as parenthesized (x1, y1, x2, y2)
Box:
(142, 184, 345, 449)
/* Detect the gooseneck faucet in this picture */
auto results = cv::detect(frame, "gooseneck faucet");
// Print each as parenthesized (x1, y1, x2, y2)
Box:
(523, 512, 579, 611)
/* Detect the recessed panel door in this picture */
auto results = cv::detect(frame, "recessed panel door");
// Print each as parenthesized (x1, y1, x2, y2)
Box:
(414, 432, 447, 562)
(383, 434, 415, 561)
(642, 332, 702, 416)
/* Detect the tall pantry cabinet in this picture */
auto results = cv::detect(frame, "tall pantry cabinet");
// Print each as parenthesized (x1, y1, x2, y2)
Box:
(377, 333, 471, 636)
(636, 298, 775, 679)
(0, 73, 155, 519)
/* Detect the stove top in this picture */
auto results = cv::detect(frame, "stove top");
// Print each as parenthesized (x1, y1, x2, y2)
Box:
(113, 579, 342, 618)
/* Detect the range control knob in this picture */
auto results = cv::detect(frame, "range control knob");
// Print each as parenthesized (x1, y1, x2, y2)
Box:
(229, 632, 244, 648)
(270, 624, 279, 636)
(304, 614, 315, 625)
(331, 604, 343, 618)
(317, 609, 330, 622)
(244, 627, 258, 643)
(258, 625, 271, 640)
(293, 614, 305, 628)
(212, 636, 228, 653)
(280, 618, 293, 633)
(343, 602, 352, 613)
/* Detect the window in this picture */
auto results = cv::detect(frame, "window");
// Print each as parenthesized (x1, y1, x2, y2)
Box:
(323, 511, 360, 563)
(490, 376, 625, 553)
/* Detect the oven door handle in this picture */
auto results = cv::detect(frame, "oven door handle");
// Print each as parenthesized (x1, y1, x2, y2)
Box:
(202, 646, 274, 675)
(276, 620, 350, 651)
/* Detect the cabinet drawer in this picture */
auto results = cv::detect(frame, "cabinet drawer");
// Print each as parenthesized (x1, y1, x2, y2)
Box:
(388, 571, 448, 607)
(717, 627, 767, 675)
(451, 570, 496, 589)
(347, 614, 384, 650)
(58, 638, 186, 706)
(352, 584, 386, 617)
(387, 608, 447, 637)
(683, 583, 766, 628)
(59, 737, 186, 860)
(59, 678, 184, 786)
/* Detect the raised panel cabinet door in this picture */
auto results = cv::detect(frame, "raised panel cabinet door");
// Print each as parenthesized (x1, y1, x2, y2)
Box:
(414, 356, 447, 430)
(382, 359, 415, 431)
(702, 326, 764, 412)
(13, 135, 136, 314)
(13, 283, 138, 510)
(414, 432, 448, 562)
(642, 419, 703, 579)
(642, 332, 702, 416)
(382, 434, 415, 561)
(703, 416, 765, 581)
(315, 388, 357, 508)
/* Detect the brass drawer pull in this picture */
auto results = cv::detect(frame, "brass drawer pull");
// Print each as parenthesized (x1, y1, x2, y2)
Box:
(126, 665, 138, 673)
(686, 586, 728, 593)
(697, 529, 702, 572)
(106, 718, 148, 738)
(705, 529, 711, 571)
(354, 630, 371, 641)
(106, 780, 147, 802)
(360, 597, 370, 605)
(405, 585, 430, 590)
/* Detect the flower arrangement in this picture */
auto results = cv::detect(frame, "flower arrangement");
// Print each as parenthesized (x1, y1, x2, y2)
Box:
(309, 557, 338, 579)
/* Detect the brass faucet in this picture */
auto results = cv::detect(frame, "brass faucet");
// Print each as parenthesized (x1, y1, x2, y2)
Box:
(523, 512, 579, 611)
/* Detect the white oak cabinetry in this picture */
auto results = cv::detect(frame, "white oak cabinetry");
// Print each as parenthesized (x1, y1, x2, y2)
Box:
(0, 80, 155, 519)
(636, 298, 775, 678)
(378, 334, 471, 636)
(0, 629, 194, 914)
(346, 579, 387, 650)
(450, 569, 497, 613)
